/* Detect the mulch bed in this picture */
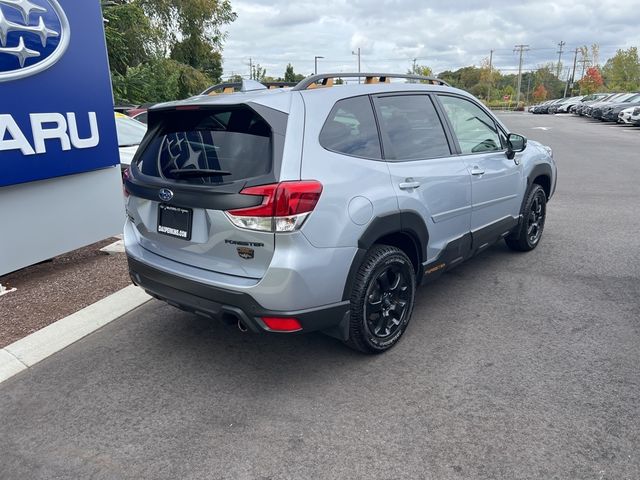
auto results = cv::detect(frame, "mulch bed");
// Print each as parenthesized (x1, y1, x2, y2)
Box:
(0, 238, 131, 348)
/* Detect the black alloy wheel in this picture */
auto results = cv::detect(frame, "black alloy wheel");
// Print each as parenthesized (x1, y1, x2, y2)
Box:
(505, 183, 547, 252)
(365, 265, 411, 339)
(346, 245, 416, 353)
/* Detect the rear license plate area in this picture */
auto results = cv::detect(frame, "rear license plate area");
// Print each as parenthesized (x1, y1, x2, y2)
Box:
(157, 204, 193, 240)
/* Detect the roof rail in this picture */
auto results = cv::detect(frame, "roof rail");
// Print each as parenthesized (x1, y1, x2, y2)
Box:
(201, 81, 298, 96)
(292, 73, 450, 91)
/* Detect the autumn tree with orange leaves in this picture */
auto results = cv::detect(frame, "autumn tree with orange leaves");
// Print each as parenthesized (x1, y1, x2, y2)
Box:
(579, 67, 604, 94)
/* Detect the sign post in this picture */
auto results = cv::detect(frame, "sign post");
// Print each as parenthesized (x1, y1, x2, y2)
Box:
(0, 0, 124, 276)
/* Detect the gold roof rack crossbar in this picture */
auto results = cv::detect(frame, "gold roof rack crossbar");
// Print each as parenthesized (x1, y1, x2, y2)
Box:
(292, 73, 450, 91)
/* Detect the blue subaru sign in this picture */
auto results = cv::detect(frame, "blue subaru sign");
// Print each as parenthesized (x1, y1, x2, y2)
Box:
(0, 0, 118, 187)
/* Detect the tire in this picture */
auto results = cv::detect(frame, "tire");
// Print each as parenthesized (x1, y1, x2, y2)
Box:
(505, 184, 547, 252)
(345, 245, 416, 354)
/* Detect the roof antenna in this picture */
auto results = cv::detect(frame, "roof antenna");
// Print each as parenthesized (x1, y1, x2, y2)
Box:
(241, 79, 267, 92)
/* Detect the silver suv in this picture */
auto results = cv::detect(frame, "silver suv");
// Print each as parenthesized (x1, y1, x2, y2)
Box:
(124, 73, 557, 353)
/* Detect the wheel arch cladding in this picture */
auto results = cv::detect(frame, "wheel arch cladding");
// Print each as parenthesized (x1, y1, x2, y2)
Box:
(342, 211, 429, 300)
(528, 163, 552, 199)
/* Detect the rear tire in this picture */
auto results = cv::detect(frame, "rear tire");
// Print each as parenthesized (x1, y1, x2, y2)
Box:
(505, 184, 547, 252)
(345, 245, 416, 354)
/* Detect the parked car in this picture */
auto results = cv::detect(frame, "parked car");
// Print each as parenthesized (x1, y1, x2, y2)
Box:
(532, 99, 562, 114)
(123, 73, 556, 353)
(618, 106, 637, 124)
(126, 103, 156, 119)
(554, 96, 584, 113)
(573, 93, 614, 116)
(632, 106, 640, 126)
(598, 93, 640, 122)
(131, 111, 149, 125)
(584, 93, 629, 117)
(115, 113, 147, 171)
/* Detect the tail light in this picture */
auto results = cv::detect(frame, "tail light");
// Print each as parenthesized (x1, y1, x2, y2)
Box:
(225, 180, 322, 232)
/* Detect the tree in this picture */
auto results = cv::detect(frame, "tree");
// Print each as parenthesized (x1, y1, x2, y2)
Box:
(252, 64, 267, 82)
(103, 2, 158, 76)
(408, 64, 433, 79)
(533, 64, 565, 99)
(579, 67, 604, 94)
(602, 47, 640, 91)
(137, 0, 236, 52)
(102, 0, 236, 103)
(284, 63, 305, 83)
(532, 84, 548, 102)
(170, 36, 223, 82)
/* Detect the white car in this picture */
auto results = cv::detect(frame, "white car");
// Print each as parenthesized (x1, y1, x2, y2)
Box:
(115, 113, 147, 170)
(618, 106, 639, 124)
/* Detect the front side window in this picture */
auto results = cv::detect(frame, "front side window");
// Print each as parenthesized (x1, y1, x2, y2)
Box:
(319, 96, 382, 159)
(438, 95, 503, 154)
(376, 95, 451, 161)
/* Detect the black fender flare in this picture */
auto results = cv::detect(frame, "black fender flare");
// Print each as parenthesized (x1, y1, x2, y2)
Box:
(341, 211, 429, 301)
(527, 163, 553, 193)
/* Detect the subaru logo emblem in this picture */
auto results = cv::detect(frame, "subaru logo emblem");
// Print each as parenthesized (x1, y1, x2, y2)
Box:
(0, 0, 70, 82)
(158, 188, 173, 202)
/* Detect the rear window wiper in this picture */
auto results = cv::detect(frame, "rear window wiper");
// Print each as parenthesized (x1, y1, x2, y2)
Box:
(168, 168, 232, 178)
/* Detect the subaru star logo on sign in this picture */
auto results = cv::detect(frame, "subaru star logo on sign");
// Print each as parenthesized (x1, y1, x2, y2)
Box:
(0, 0, 118, 187)
(0, 0, 70, 82)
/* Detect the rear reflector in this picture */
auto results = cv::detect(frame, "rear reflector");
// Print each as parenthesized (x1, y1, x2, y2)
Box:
(262, 317, 302, 332)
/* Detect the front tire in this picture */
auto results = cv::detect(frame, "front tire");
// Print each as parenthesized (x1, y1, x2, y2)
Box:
(345, 245, 416, 354)
(505, 184, 547, 252)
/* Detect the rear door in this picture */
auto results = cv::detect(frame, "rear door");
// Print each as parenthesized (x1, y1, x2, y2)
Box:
(373, 93, 472, 264)
(436, 94, 522, 252)
(126, 104, 287, 279)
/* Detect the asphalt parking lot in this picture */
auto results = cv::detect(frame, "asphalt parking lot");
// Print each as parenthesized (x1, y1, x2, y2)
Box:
(1, 113, 639, 480)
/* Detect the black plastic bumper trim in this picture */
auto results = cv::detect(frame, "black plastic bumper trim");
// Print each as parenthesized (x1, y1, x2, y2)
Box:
(128, 256, 349, 334)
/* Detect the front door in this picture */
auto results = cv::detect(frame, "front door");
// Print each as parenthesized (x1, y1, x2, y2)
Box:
(436, 94, 523, 252)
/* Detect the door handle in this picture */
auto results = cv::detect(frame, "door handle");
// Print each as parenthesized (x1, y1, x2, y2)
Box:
(470, 166, 485, 176)
(399, 180, 421, 190)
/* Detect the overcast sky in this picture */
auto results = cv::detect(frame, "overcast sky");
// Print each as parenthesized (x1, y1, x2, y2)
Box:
(221, 0, 640, 80)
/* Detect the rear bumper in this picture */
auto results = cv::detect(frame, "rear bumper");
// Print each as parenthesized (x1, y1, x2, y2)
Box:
(128, 256, 350, 334)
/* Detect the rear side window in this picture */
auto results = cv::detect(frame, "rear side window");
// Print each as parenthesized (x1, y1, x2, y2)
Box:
(376, 95, 451, 161)
(137, 106, 272, 184)
(319, 96, 382, 159)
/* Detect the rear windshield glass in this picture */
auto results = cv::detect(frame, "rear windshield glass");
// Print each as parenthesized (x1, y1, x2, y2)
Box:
(137, 106, 272, 184)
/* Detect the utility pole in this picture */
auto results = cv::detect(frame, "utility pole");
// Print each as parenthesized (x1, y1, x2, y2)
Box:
(569, 48, 579, 96)
(352, 48, 361, 83)
(514, 44, 530, 105)
(577, 51, 591, 94)
(248, 57, 253, 80)
(563, 66, 571, 97)
(487, 49, 494, 101)
(556, 40, 565, 78)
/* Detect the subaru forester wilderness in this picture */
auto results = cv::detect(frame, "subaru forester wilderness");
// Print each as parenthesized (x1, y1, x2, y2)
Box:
(124, 73, 557, 353)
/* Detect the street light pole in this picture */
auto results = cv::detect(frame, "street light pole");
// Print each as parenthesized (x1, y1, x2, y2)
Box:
(314, 56, 324, 75)
(351, 48, 361, 83)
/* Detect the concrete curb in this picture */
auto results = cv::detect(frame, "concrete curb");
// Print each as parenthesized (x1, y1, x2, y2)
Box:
(0, 285, 151, 384)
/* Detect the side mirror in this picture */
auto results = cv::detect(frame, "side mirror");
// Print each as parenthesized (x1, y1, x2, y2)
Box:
(506, 133, 527, 160)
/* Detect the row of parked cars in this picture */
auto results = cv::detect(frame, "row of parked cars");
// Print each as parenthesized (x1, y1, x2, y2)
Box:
(529, 92, 640, 125)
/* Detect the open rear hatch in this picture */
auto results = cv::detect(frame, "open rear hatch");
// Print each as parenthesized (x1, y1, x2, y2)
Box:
(124, 104, 287, 279)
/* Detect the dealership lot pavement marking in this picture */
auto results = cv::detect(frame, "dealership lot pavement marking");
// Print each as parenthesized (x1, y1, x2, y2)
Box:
(0, 285, 150, 383)
(0, 114, 639, 479)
